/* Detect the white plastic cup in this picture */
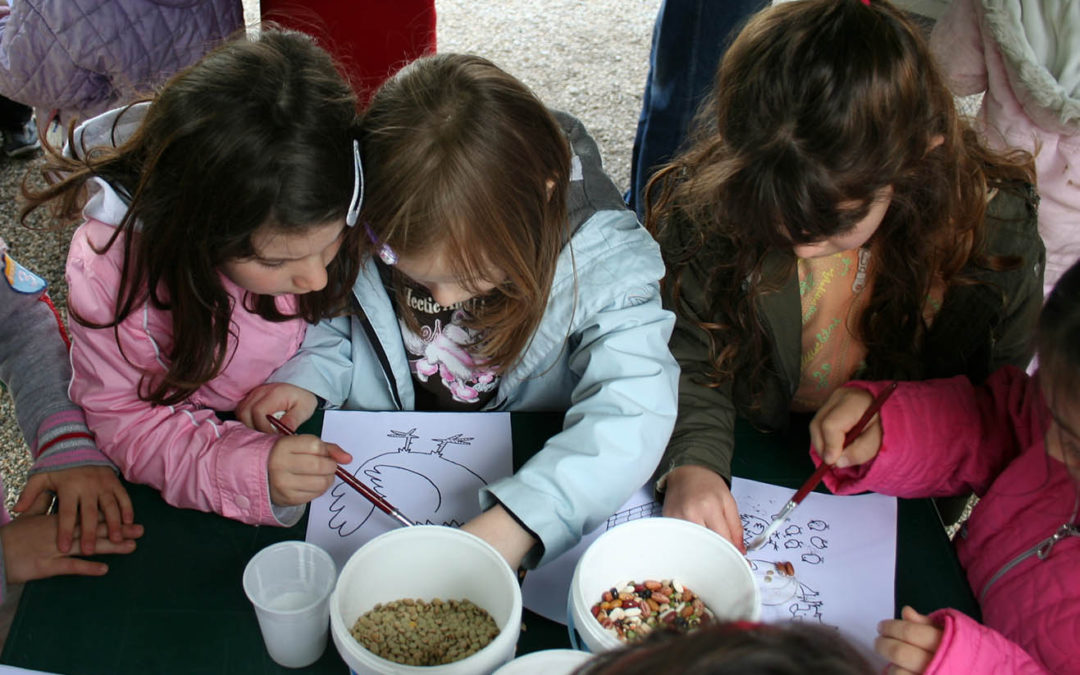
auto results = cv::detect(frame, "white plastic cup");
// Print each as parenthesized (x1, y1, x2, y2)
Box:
(569, 517, 761, 653)
(329, 526, 522, 674)
(243, 540, 338, 668)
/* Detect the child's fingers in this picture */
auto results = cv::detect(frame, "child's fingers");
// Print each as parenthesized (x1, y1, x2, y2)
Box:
(327, 444, 353, 465)
(900, 605, 933, 624)
(89, 523, 139, 554)
(98, 493, 126, 543)
(286, 453, 342, 478)
(12, 475, 51, 515)
(52, 497, 80, 554)
(818, 388, 876, 466)
(79, 497, 100, 556)
(114, 482, 135, 525)
(721, 501, 746, 554)
(879, 613, 942, 652)
(42, 557, 110, 579)
(875, 634, 934, 674)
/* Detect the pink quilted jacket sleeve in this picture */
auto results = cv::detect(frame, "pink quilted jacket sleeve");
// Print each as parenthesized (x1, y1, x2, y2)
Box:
(66, 222, 295, 527)
(924, 609, 1048, 674)
(816, 368, 1033, 498)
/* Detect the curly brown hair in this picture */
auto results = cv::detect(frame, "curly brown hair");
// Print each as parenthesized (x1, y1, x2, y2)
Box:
(21, 30, 363, 406)
(646, 0, 1034, 401)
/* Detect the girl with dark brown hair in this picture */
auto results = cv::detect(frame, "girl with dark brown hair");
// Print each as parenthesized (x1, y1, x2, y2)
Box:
(647, 0, 1043, 548)
(21, 30, 365, 527)
(239, 53, 679, 570)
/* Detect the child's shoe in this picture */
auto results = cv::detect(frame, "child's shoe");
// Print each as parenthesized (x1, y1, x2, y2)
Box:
(2, 120, 41, 158)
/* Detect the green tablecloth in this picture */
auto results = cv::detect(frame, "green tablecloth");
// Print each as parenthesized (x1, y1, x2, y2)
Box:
(1, 413, 977, 674)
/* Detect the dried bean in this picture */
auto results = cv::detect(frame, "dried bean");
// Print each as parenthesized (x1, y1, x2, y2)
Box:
(589, 579, 715, 644)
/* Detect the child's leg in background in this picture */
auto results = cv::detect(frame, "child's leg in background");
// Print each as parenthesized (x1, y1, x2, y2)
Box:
(626, 0, 767, 219)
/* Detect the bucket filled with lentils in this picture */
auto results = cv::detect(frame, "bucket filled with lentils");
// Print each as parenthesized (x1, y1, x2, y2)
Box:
(349, 597, 500, 666)
(329, 526, 522, 674)
(570, 517, 761, 653)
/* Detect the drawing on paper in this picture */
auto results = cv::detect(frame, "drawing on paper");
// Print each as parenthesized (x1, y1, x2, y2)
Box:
(741, 511, 830, 624)
(605, 500, 663, 529)
(326, 427, 489, 537)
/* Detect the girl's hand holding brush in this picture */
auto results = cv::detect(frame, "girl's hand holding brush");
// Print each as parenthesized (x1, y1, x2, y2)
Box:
(810, 384, 894, 469)
(267, 433, 352, 506)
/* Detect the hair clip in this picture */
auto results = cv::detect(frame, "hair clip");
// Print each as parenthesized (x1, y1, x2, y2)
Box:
(346, 139, 364, 227)
(363, 221, 398, 266)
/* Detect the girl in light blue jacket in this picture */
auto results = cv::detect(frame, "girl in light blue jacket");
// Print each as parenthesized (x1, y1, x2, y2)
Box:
(238, 53, 679, 570)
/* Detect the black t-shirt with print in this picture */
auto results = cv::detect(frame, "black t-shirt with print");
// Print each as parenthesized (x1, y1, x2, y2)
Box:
(386, 270, 500, 411)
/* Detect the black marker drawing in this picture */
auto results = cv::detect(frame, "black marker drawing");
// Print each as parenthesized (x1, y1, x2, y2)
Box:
(741, 507, 830, 626)
(326, 427, 489, 537)
(605, 501, 663, 529)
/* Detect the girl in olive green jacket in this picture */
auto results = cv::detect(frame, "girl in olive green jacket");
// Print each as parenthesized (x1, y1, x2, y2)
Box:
(646, 0, 1044, 549)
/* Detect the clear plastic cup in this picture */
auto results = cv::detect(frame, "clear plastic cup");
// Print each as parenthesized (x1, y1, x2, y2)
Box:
(243, 541, 338, 668)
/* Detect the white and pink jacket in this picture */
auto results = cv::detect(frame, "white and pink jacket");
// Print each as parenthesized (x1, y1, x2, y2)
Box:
(66, 179, 307, 527)
(930, 0, 1080, 298)
(817, 368, 1078, 674)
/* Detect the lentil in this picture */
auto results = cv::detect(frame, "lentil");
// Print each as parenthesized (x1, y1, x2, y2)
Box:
(350, 597, 500, 666)
(590, 578, 713, 643)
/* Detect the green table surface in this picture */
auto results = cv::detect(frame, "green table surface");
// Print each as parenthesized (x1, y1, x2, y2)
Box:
(2, 412, 978, 674)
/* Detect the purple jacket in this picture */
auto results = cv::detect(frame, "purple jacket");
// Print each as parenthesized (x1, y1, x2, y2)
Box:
(0, 0, 242, 129)
(818, 369, 1078, 673)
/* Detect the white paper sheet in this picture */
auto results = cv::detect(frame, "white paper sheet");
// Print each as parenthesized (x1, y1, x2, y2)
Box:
(306, 410, 513, 570)
(522, 477, 897, 657)
(732, 477, 897, 655)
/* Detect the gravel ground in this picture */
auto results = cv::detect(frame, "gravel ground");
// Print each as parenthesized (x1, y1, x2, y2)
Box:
(0, 0, 659, 513)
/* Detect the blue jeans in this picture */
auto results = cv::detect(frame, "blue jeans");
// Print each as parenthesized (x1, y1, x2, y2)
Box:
(626, 0, 768, 219)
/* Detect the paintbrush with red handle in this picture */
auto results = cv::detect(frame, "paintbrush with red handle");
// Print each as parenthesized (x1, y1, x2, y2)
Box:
(746, 381, 898, 551)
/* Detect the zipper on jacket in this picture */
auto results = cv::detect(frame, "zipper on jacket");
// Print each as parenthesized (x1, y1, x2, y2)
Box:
(979, 521, 1080, 603)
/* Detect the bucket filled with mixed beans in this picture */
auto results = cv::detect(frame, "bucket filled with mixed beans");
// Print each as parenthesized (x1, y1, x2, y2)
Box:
(590, 578, 714, 643)
(569, 517, 761, 653)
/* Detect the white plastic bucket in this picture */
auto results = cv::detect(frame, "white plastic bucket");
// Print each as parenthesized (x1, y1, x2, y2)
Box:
(568, 517, 761, 653)
(492, 649, 592, 674)
(330, 526, 522, 674)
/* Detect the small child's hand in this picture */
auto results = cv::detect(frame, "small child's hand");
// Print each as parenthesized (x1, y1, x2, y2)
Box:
(236, 383, 319, 432)
(267, 435, 352, 506)
(13, 466, 135, 556)
(661, 465, 746, 553)
(809, 386, 883, 468)
(0, 512, 143, 584)
(875, 605, 943, 674)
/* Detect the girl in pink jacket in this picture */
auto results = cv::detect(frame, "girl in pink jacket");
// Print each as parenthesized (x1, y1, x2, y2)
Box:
(19, 30, 362, 527)
(809, 258, 1080, 673)
(930, 0, 1080, 298)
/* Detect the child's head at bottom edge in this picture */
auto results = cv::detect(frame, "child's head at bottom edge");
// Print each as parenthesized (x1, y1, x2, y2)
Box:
(1037, 259, 1080, 478)
(572, 621, 875, 675)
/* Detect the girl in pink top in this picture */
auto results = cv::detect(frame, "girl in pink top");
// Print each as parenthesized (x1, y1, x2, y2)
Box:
(20, 30, 362, 527)
(809, 258, 1080, 673)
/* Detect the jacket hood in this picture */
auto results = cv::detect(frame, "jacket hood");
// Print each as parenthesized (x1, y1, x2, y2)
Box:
(982, 0, 1080, 133)
(68, 103, 150, 228)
